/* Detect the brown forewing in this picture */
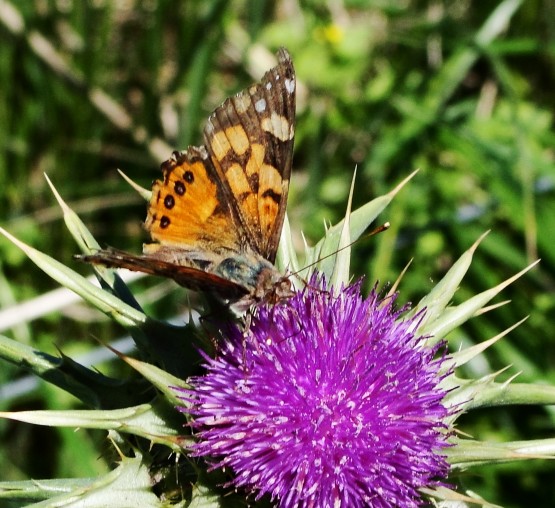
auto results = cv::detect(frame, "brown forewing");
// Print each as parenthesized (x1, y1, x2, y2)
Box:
(203, 48, 295, 263)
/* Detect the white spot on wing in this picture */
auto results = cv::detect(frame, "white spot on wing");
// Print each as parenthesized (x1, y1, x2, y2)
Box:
(205, 121, 214, 135)
(261, 112, 293, 141)
(233, 94, 251, 114)
(285, 78, 295, 94)
(255, 98, 267, 113)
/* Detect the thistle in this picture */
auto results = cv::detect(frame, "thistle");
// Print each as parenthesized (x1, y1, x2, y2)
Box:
(0, 172, 552, 507)
(179, 277, 452, 508)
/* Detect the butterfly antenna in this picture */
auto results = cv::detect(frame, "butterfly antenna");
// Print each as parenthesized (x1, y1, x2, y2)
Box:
(288, 222, 390, 279)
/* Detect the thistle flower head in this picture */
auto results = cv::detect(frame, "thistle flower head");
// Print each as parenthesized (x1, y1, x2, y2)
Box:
(178, 277, 452, 507)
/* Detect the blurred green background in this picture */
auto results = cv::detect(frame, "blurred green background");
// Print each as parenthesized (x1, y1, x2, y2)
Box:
(0, 1, 554, 506)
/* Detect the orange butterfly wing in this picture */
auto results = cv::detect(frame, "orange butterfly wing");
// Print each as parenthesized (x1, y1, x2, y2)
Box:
(82, 49, 296, 298)
(145, 146, 241, 252)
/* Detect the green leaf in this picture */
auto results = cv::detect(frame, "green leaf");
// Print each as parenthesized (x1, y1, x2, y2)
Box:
(0, 227, 146, 329)
(26, 453, 163, 507)
(0, 478, 95, 504)
(306, 171, 417, 277)
(411, 231, 489, 326)
(420, 260, 539, 341)
(0, 334, 149, 408)
(124, 354, 191, 408)
(45, 174, 143, 309)
(448, 437, 555, 468)
(276, 213, 301, 276)
(188, 482, 224, 508)
(330, 170, 356, 289)
(0, 399, 188, 451)
(467, 381, 555, 410)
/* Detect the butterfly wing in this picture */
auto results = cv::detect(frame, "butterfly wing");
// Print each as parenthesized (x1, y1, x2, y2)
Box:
(203, 48, 296, 263)
(82, 248, 247, 298)
(145, 146, 242, 251)
(83, 49, 295, 295)
(83, 147, 247, 294)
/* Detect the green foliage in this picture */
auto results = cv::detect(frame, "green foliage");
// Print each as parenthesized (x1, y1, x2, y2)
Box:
(1, 1, 555, 506)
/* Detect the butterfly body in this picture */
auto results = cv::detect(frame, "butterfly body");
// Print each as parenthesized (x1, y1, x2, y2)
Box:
(82, 49, 295, 308)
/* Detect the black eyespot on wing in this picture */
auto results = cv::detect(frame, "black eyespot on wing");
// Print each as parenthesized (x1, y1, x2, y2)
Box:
(174, 181, 185, 195)
(164, 195, 175, 209)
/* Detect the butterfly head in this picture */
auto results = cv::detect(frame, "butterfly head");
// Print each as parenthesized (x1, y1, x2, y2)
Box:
(230, 264, 293, 313)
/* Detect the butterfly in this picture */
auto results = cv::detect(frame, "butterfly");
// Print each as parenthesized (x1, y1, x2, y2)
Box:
(82, 48, 295, 309)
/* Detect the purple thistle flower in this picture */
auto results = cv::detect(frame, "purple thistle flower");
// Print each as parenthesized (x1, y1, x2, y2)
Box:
(178, 277, 452, 508)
